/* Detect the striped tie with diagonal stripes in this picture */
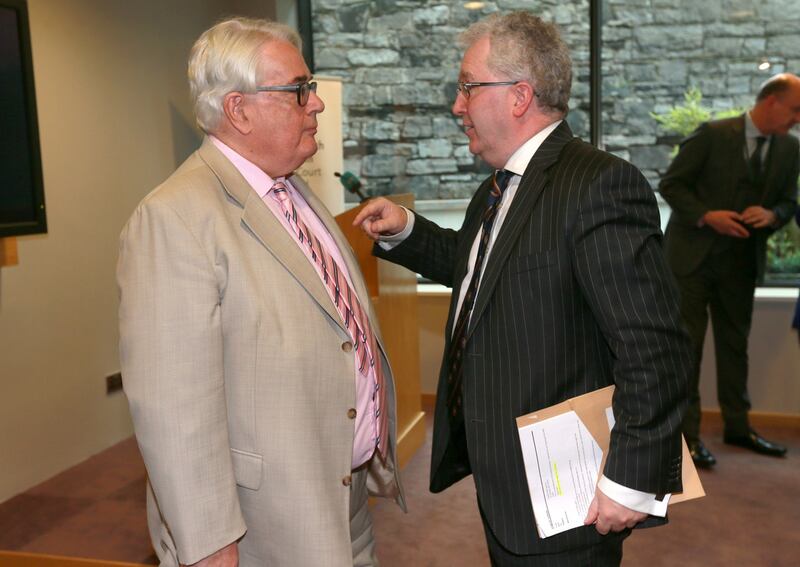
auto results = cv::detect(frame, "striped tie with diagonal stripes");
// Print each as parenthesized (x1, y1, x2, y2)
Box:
(269, 180, 389, 458)
(446, 169, 514, 429)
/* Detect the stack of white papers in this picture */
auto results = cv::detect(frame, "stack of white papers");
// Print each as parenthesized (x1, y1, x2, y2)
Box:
(517, 410, 604, 538)
(517, 386, 704, 538)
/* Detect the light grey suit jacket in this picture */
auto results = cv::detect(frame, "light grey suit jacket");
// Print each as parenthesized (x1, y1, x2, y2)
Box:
(118, 137, 404, 566)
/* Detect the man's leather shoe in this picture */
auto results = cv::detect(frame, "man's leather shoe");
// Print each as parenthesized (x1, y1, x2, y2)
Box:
(724, 430, 787, 457)
(688, 440, 716, 468)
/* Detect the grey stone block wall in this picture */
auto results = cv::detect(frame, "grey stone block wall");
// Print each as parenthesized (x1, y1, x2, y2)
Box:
(312, 0, 800, 201)
(312, 0, 590, 201)
(602, 0, 800, 189)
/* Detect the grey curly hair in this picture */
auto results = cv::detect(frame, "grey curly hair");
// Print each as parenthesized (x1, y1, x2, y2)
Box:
(460, 12, 572, 115)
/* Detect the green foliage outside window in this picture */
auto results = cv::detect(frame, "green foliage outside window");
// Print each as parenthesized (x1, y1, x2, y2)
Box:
(652, 88, 800, 284)
(768, 223, 800, 282)
(651, 87, 744, 156)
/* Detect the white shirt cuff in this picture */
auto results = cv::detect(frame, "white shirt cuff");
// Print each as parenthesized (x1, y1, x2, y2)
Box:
(597, 475, 670, 517)
(376, 207, 414, 250)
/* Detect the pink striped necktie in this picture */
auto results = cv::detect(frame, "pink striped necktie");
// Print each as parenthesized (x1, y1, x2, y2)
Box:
(268, 180, 389, 459)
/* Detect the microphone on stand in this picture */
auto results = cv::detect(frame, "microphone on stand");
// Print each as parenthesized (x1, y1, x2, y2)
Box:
(334, 171, 369, 203)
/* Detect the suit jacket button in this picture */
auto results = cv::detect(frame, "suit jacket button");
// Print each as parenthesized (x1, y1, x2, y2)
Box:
(342, 475, 352, 487)
(347, 408, 357, 419)
(342, 341, 353, 353)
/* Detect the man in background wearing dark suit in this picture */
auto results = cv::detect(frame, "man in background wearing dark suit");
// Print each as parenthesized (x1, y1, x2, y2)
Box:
(659, 74, 800, 468)
(354, 12, 691, 566)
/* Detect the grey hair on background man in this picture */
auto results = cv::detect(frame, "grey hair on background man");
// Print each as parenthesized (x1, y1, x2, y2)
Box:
(461, 11, 572, 115)
(188, 16, 301, 133)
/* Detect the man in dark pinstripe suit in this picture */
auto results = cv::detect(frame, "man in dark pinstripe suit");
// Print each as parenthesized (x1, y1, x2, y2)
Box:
(355, 12, 691, 566)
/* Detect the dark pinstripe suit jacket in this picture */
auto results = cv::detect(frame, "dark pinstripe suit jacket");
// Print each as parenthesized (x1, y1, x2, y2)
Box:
(376, 122, 691, 555)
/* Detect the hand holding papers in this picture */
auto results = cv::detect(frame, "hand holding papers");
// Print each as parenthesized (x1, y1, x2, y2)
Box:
(516, 386, 704, 538)
(517, 410, 604, 537)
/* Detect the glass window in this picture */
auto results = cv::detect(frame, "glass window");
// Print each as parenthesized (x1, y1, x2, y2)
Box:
(309, 0, 798, 284)
(602, 0, 800, 285)
(312, 1, 590, 202)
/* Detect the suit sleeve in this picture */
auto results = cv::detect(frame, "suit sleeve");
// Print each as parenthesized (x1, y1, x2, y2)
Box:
(658, 123, 714, 226)
(373, 213, 460, 286)
(571, 161, 692, 494)
(117, 196, 246, 564)
(374, 177, 493, 285)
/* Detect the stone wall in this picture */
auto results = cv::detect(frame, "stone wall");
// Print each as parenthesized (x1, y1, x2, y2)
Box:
(602, 0, 800, 188)
(312, 0, 800, 200)
(312, 0, 589, 201)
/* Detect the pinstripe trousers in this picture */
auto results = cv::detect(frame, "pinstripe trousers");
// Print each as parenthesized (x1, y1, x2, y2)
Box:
(480, 502, 627, 567)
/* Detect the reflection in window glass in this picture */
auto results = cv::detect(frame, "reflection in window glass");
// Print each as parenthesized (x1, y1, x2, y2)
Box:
(312, 1, 589, 202)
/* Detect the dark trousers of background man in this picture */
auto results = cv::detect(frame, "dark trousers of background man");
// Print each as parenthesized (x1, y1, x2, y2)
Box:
(675, 238, 757, 442)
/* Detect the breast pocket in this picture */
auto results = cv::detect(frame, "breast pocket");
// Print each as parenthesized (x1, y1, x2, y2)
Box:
(506, 250, 565, 309)
(510, 250, 559, 274)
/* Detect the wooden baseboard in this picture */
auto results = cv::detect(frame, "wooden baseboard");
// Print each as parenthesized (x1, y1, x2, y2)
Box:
(0, 237, 18, 267)
(701, 409, 800, 429)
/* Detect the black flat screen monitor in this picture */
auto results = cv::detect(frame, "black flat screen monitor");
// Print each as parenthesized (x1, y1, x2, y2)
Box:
(0, 0, 46, 237)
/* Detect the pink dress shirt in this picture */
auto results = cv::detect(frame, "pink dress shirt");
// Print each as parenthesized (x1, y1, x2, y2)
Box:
(211, 136, 380, 469)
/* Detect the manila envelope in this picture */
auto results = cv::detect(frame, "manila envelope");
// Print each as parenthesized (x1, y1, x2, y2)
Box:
(515, 385, 705, 504)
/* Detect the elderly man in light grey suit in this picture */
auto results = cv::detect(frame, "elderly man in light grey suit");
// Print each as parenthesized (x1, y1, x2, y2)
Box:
(118, 17, 404, 567)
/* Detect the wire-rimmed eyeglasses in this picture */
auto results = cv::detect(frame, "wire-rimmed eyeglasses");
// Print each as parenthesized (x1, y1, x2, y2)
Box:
(255, 80, 318, 106)
(456, 80, 520, 99)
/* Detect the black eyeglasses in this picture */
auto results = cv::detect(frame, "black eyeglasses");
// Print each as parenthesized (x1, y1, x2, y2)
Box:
(456, 80, 520, 99)
(255, 80, 318, 106)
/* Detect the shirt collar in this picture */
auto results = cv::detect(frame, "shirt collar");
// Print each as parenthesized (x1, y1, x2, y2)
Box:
(745, 111, 768, 139)
(502, 120, 563, 177)
(210, 135, 288, 198)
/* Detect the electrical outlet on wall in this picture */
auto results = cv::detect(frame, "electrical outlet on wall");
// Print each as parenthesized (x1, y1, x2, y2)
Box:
(106, 372, 123, 394)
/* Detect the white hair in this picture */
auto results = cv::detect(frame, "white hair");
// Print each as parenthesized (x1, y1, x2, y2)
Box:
(188, 16, 302, 133)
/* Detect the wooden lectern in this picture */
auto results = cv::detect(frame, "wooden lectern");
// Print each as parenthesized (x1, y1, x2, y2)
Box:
(336, 194, 426, 468)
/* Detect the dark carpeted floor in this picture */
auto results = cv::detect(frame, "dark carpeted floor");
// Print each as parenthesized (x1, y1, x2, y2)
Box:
(1, 411, 798, 566)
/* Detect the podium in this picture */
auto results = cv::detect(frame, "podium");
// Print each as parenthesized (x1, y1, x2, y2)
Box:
(336, 195, 426, 468)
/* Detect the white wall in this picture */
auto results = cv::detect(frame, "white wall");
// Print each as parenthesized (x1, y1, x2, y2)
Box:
(699, 295, 800, 415)
(0, 0, 276, 503)
(276, 0, 298, 29)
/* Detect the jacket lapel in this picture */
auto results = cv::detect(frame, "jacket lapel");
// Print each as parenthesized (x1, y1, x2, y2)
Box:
(447, 178, 493, 330)
(467, 121, 574, 336)
(289, 175, 387, 347)
(196, 138, 344, 333)
(728, 116, 750, 184)
(729, 115, 785, 203)
(760, 134, 789, 203)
